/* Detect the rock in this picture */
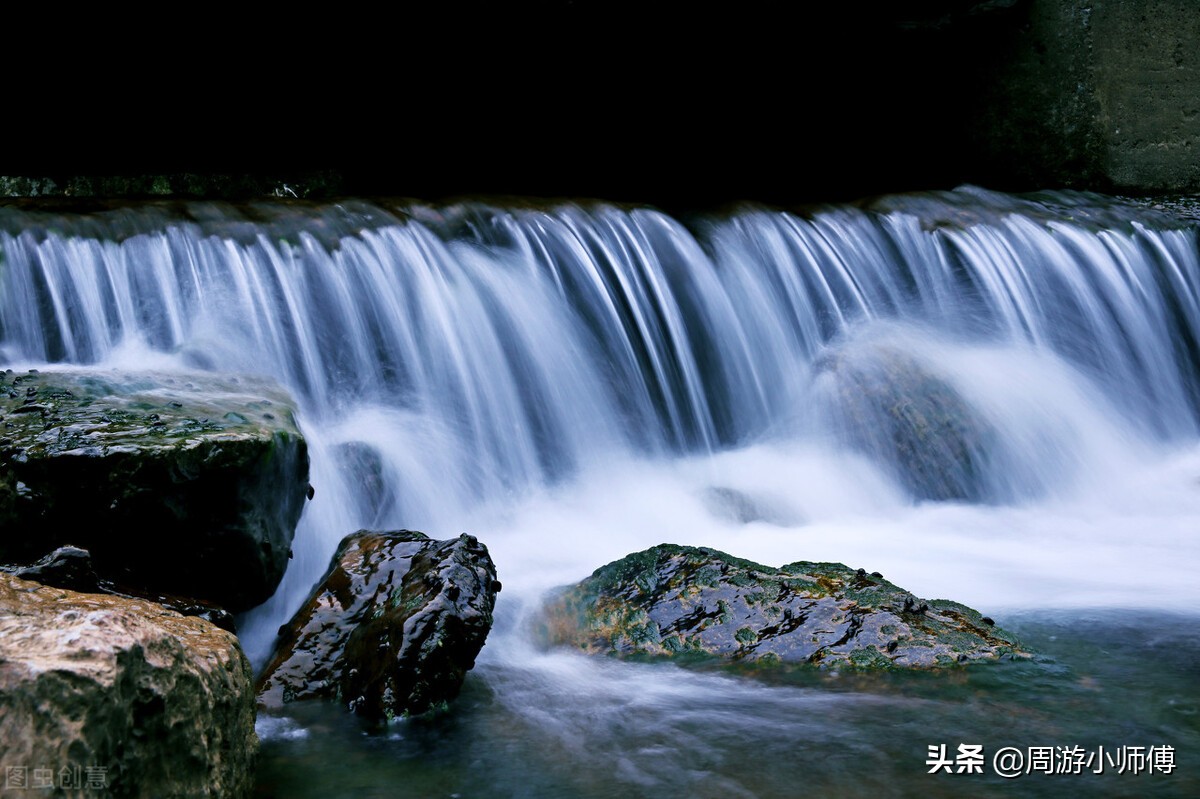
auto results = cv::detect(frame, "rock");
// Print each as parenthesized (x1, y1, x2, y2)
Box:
(538, 544, 1027, 669)
(0, 368, 309, 611)
(2, 545, 237, 632)
(7, 544, 100, 593)
(0, 572, 257, 798)
(814, 341, 994, 501)
(257, 530, 498, 722)
(0, 171, 344, 200)
(701, 486, 803, 526)
(335, 441, 390, 523)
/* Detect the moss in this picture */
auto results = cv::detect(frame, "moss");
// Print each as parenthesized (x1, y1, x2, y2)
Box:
(694, 564, 723, 588)
(735, 627, 757, 645)
(388, 586, 427, 619)
(587, 546, 666, 595)
(815, 575, 843, 594)
(848, 646, 894, 670)
(724, 568, 753, 587)
(716, 599, 731, 625)
(930, 603, 1023, 648)
(626, 619, 662, 647)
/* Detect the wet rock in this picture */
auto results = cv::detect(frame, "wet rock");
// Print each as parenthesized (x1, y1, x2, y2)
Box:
(0, 572, 257, 798)
(2, 545, 237, 632)
(814, 340, 995, 501)
(99, 581, 238, 634)
(8, 544, 100, 593)
(0, 368, 309, 611)
(701, 486, 803, 526)
(258, 530, 498, 722)
(538, 544, 1027, 669)
(335, 441, 389, 523)
(138, 593, 235, 633)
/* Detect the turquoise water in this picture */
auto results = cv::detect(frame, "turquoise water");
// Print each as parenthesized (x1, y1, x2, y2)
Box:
(255, 612, 1199, 798)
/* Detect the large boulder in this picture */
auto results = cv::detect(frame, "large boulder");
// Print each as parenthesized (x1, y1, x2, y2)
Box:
(538, 544, 1027, 669)
(257, 530, 499, 722)
(0, 368, 309, 610)
(0, 572, 257, 798)
(814, 341, 995, 502)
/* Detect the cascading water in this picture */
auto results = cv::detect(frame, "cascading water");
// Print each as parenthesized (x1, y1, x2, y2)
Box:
(2, 187, 1198, 797)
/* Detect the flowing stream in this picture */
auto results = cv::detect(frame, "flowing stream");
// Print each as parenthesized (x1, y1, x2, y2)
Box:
(1, 187, 1197, 797)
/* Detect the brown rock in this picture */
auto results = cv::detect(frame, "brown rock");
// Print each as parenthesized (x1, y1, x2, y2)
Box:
(3, 545, 237, 633)
(0, 573, 257, 798)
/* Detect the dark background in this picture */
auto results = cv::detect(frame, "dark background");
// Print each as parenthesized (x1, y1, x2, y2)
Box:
(1, 2, 1058, 207)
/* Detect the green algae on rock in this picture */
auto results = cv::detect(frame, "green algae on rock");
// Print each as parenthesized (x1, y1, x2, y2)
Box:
(0, 368, 309, 611)
(538, 544, 1028, 669)
(257, 530, 499, 722)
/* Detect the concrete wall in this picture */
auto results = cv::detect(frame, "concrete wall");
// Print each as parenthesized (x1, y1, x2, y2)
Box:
(974, 0, 1200, 192)
(1094, 0, 1200, 191)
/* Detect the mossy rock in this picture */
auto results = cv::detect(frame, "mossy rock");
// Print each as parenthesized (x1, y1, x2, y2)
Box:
(257, 530, 499, 722)
(0, 368, 309, 611)
(538, 544, 1028, 670)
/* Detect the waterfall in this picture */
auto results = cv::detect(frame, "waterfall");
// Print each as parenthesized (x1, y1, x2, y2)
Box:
(2, 187, 1198, 662)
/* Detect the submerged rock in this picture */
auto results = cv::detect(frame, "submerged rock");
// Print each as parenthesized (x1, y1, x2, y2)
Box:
(334, 440, 390, 523)
(0, 572, 257, 798)
(701, 486, 803, 526)
(539, 544, 1026, 669)
(0, 368, 309, 611)
(258, 530, 499, 721)
(814, 341, 995, 502)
